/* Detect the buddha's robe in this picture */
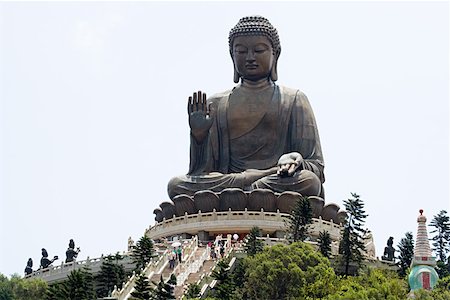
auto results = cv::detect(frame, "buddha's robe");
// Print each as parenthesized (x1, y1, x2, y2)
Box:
(168, 84, 325, 199)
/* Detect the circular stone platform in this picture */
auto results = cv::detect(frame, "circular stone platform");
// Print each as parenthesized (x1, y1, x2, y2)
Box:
(145, 208, 342, 242)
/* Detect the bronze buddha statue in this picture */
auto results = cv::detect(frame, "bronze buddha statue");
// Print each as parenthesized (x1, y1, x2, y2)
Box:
(167, 16, 325, 202)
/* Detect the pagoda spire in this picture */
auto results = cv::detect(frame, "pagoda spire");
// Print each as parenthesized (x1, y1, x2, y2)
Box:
(408, 209, 439, 296)
(413, 209, 433, 259)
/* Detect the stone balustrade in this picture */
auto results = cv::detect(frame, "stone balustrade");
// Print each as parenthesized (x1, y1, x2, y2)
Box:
(111, 251, 168, 300)
(111, 236, 198, 300)
(175, 246, 207, 286)
(145, 209, 342, 241)
(24, 254, 135, 284)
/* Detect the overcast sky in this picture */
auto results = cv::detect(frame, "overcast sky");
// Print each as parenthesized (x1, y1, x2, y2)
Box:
(0, 1, 448, 277)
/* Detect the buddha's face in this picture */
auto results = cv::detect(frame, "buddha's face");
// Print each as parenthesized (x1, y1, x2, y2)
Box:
(232, 35, 275, 82)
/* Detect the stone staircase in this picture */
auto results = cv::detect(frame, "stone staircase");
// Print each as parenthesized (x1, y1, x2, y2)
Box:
(174, 235, 235, 299)
(111, 235, 237, 300)
(111, 236, 199, 300)
(173, 246, 212, 299)
(185, 259, 215, 286)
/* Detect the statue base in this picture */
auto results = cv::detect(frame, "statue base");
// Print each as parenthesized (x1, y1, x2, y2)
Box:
(153, 188, 346, 223)
(146, 208, 343, 254)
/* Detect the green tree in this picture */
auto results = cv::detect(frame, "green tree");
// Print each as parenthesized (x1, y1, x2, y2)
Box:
(130, 273, 152, 300)
(0, 274, 13, 300)
(0, 273, 48, 300)
(96, 253, 126, 298)
(286, 195, 313, 242)
(211, 259, 234, 300)
(46, 282, 67, 300)
(47, 267, 95, 300)
(413, 286, 450, 300)
(10, 275, 48, 300)
(318, 230, 332, 258)
(242, 242, 337, 299)
(339, 193, 368, 275)
(325, 268, 408, 299)
(243, 226, 264, 256)
(132, 236, 157, 272)
(64, 267, 96, 300)
(185, 283, 200, 299)
(397, 232, 414, 277)
(435, 260, 450, 278)
(152, 274, 176, 300)
(429, 210, 450, 262)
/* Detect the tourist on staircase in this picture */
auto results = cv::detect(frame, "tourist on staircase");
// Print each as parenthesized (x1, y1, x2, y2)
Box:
(176, 246, 182, 263)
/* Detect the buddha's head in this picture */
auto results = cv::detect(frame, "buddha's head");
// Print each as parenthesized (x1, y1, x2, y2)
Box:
(229, 16, 281, 83)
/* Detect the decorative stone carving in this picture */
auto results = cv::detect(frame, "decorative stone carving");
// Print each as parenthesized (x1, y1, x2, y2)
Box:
(336, 208, 348, 224)
(153, 208, 164, 222)
(308, 196, 325, 218)
(321, 203, 340, 223)
(193, 190, 220, 213)
(248, 189, 276, 212)
(219, 188, 247, 211)
(277, 191, 300, 213)
(173, 194, 196, 216)
(160, 200, 176, 219)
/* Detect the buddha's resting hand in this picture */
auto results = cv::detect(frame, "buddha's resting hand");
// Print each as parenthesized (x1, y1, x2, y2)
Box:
(277, 152, 304, 177)
(188, 91, 213, 142)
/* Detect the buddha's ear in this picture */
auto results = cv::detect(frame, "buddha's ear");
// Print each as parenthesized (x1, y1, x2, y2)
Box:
(233, 66, 240, 83)
(270, 52, 280, 82)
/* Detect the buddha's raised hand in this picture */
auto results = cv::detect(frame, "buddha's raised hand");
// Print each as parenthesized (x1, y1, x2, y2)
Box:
(188, 91, 213, 142)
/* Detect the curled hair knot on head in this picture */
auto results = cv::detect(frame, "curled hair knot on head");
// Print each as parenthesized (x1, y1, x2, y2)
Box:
(228, 15, 281, 56)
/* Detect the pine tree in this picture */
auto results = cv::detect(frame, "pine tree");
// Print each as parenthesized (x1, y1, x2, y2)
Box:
(132, 236, 157, 272)
(96, 253, 126, 298)
(286, 195, 313, 242)
(436, 260, 450, 278)
(185, 283, 200, 299)
(317, 230, 332, 258)
(152, 274, 176, 300)
(130, 273, 152, 300)
(338, 193, 368, 275)
(64, 267, 96, 300)
(46, 282, 68, 300)
(243, 226, 264, 256)
(429, 210, 450, 262)
(211, 259, 233, 300)
(397, 232, 414, 277)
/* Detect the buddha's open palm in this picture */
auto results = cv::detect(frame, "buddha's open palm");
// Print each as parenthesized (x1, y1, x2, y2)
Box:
(188, 91, 213, 142)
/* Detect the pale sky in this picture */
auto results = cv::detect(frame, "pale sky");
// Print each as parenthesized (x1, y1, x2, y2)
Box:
(0, 1, 449, 277)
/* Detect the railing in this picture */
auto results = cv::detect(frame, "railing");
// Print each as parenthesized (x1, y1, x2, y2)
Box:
(146, 209, 342, 241)
(197, 239, 235, 299)
(24, 254, 134, 284)
(111, 251, 169, 300)
(111, 236, 199, 300)
(147, 209, 285, 233)
(172, 236, 199, 286)
(176, 246, 209, 287)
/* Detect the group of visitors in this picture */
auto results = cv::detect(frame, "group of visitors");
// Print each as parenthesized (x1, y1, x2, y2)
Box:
(168, 246, 182, 269)
(207, 239, 225, 260)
